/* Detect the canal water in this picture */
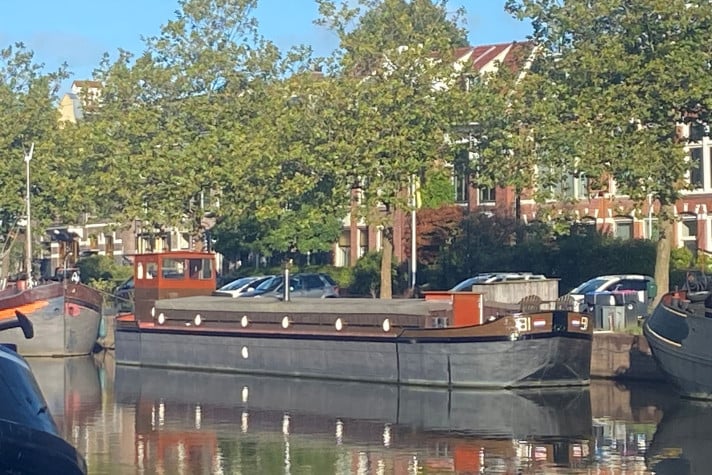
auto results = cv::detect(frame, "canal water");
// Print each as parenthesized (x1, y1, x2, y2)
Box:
(27, 352, 707, 474)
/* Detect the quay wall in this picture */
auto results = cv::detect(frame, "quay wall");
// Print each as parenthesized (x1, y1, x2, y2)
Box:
(591, 332, 665, 382)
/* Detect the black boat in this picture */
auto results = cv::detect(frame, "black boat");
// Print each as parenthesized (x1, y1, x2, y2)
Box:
(0, 311, 87, 475)
(644, 272, 712, 399)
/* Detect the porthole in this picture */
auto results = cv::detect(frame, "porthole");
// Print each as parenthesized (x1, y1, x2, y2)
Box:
(241, 346, 249, 359)
(241, 315, 249, 327)
(335, 318, 344, 331)
(282, 316, 290, 329)
(194, 314, 202, 326)
(382, 318, 390, 332)
(157, 313, 166, 325)
(151, 307, 156, 318)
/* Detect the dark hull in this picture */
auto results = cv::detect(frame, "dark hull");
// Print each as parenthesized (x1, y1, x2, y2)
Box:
(116, 305, 592, 388)
(0, 283, 103, 356)
(0, 345, 86, 474)
(644, 294, 712, 399)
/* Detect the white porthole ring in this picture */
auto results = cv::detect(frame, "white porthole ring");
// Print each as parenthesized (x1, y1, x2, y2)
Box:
(241, 315, 249, 327)
(282, 316, 290, 329)
(335, 318, 344, 331)
(157, 313, 166, 325)
(194, 314, 202, 326)
(382, 318, 390, 332)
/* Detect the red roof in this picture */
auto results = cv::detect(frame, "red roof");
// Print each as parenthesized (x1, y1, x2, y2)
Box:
(457, 41, 535, 73)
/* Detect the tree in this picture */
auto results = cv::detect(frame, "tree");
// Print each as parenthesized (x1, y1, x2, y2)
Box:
(82, 0, 281, 241)
(317, 0, 471, 298)
(0, 42, 69, 275)
(505, 0, 712, 298)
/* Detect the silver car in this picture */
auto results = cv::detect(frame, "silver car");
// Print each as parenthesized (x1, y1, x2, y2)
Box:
(213, 275, 275, 298)
(252, 273, 340, 299)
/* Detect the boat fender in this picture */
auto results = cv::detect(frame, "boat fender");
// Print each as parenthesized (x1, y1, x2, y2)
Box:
(65, 303, 80, 317)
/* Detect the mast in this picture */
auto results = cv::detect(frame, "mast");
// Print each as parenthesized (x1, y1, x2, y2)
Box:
(24, 143, 34, 278)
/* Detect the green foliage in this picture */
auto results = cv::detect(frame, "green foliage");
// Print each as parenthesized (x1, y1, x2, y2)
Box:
(428, 213, 658, 294)
(77, 255, 132, 283)
(349, 251, 383, 297)
(419, 166, 454, 208)
(670, 247, 694, 270)
(505, 0, 712, 295)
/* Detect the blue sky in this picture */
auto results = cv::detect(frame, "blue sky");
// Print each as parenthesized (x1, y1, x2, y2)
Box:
(0, 1, 532, 92)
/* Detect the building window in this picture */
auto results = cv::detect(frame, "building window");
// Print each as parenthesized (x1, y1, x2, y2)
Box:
(689, 146, 703, 189)
(104, 234, 114, 256)
(453, 149, 470, 203)
(479, 187, 496, 203)
(614, 217, 633, 240)
(359, 229, 368, 257)
(644, 217, 659, 241)
(681, 214, 698, 253)
(555, 173, 588, 200)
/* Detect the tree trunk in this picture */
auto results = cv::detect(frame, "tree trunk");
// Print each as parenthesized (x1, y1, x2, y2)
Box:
(652, 205, 673, 309)
(380, 227, 393, 299)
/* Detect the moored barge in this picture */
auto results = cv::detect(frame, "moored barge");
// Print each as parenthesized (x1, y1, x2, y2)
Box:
(644, 277, 712, 399)
(115, 251, 593, 388)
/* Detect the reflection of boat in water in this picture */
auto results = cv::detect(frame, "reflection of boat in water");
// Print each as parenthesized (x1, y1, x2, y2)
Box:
(646, 399, 712, 475)
(115, 365, 593, 473)
(25, 356, 102, 434)
(0, 312, 87, 474)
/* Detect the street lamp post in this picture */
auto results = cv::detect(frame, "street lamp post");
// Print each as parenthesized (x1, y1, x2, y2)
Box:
(24, 143, 34, 278)
(410, 174, 417, 292)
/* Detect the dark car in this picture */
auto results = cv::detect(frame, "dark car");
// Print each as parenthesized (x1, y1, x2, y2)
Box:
(248, 273, 339, 299)
(113, 277, 134, 312)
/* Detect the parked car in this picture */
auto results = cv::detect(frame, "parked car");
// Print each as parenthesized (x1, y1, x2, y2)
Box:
(450, 272, 547, 291)
(566, 274, 655, 312)
(248, 273, 340, 299)
(212, 275, 275, 298)
(113, 276, 134, 313)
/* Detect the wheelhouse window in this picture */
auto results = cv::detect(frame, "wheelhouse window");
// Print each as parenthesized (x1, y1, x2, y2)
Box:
(162, 258, 185, 279)
(188, 258, 212, 280)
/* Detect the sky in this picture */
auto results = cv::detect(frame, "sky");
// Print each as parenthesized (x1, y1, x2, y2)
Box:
(0, 0, 532, 93)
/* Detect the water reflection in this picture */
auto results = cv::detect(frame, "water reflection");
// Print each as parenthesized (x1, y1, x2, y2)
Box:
(647, 399, 712, 475)
(25, 353, 695, 474)
(114, 364, 593, 474)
